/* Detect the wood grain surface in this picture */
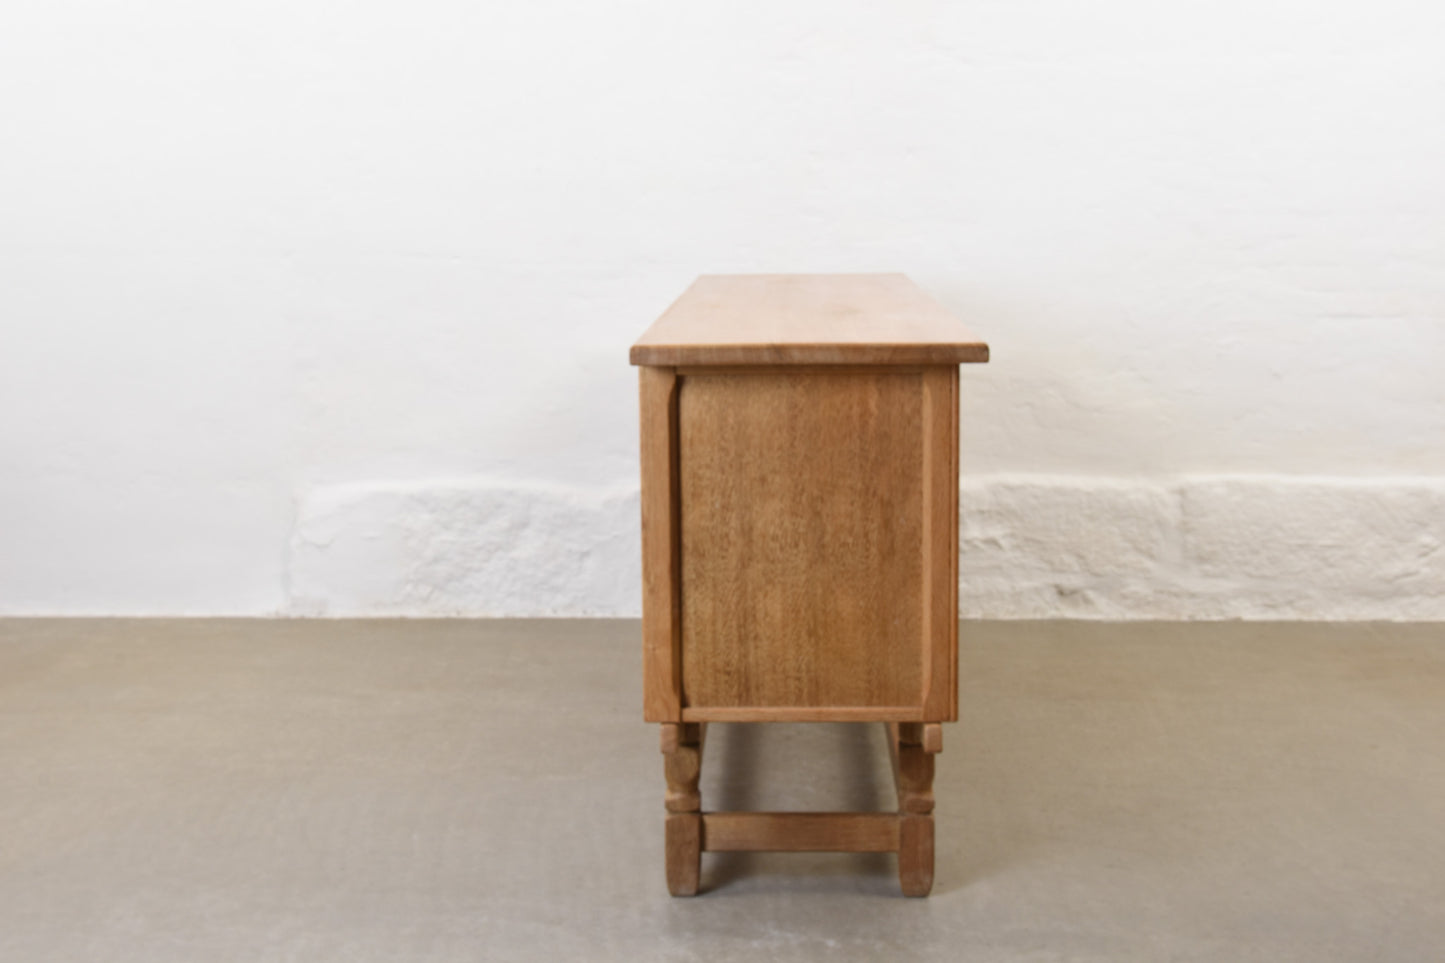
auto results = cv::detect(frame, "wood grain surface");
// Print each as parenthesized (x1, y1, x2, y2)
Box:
(677, 368, 925, 711)
(700, 812, 901, 853)
(631, 274, 989, 366)
(639, 366, 682, 722)
(921, 365, 960, 721)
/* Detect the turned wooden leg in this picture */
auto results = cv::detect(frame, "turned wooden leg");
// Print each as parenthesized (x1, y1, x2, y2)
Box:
(889, 722, 940, 897)
(661, 722, 706, 896)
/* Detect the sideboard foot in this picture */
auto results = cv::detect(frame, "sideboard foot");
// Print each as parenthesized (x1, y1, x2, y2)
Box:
(898, 814, 935, 897)
(890, 722, 940, 897)
(664, 812, 701, 896)
(661, 723, 706, 896)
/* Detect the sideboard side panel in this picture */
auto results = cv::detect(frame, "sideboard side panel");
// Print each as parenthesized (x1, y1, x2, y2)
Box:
(640, 366, 683, 722)
(677, 368, 926, 712)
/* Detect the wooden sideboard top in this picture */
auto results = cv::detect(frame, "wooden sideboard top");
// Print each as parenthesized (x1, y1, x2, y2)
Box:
(630, 273, 989, 366)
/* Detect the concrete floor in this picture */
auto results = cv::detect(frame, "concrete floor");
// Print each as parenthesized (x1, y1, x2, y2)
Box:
(1, 620, 1442, 961)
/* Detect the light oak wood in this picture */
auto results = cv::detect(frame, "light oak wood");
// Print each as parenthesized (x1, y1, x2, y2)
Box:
(630, 274, 988, 367)
(662, 723, 706, 813)
(889, 723, 938, 896)
(921, 366, 961, 721)
(888, 723, 937, 815)
(678, 368, 925, 711)
(660, 721, 943, 894)
(946, 366, 961, 718)
(639, 366, 682, 722)
(898, 814, 935, 897)
(921, 722, 944, 755)
(635, 274, 985, 895)
(664, 813, 701, 897)
(662, 723, 705, 896)
(700, 812, 901, 853)
(680, 705, 925, 723)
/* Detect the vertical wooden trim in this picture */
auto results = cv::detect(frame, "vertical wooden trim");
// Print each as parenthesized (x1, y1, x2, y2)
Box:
(948, 365, 960, 720)
(920, 366, 959, 722)
(640, 366, 682, 721)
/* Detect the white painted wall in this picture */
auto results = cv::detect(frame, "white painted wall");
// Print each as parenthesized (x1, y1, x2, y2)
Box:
(3, 2, 1442, 617)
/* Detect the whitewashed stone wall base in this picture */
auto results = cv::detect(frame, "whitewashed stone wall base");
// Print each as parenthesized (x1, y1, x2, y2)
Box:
(959, 477, 1444, 619)
(288, 480, 641, 617)
(287, 477, 1445, 619)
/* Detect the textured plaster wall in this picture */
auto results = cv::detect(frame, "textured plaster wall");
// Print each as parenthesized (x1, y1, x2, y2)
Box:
(287, 477, 1445, 619)
(3, 2, 1443, 617)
